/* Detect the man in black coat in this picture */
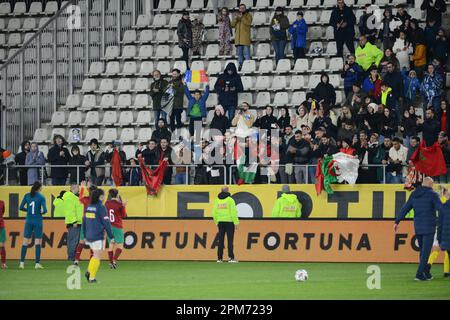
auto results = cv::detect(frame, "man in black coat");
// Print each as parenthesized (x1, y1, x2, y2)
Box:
(421, 0, 446, 27)
(383, 62, 404, 104)
(15, 140, 30, 186)
(418, 108, 440, 147)
(151, 118, 172, 143)
(329, 0, 356, 57)
(214, 63, 244, 120)
(286, 130, 312, 183)
(150, 69, 169, 125)
(47, 134, 71, 185)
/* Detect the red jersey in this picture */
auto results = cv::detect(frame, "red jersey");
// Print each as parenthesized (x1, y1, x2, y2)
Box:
(105, 200, 127, 229)
(0, 200, 4, 228)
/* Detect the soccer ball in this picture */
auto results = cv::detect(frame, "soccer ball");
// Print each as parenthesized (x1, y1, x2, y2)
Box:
(295, 269, 308, 282)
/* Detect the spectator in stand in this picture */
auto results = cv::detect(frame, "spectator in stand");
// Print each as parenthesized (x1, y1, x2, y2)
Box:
(277, 106, 291, 130)
(358, 4, 378, 44)
(292, 104, 314, 130)
(403, 69, 421, 107)
(270, 7, 289, 65)
(47, 134, 71, 186)
(437, 99, 448, 132)
(210, 105, 231, 135)
(150, 70, 169, 125)
(191, 14, 205, 56)
(231, 4, 253, 71)
(386, 137, 408, 183)
(421, 0, 446, 27)
(418, 108, 440, 146)
(218, 7, 232, 55)
(25, 142, 45, 185)
(312, 133, 339, 159)
(379, 8, 397, 50)
(255, 106, 278, 133)
(68, 145, 87, 184)
(125, 158, 141, 186)
(15, 140, 30, 186)
(392, 30, 413, 72)
(433, 28, 449, 65)
(337, 105, 354, 128)
(437, 132, 450, 182)
(177, 11, 193, 69)
(383, 62, 403, 104)
(159, 138, 173, 185)
(136, 139, 160, 166)
(288, 11, 308, 60)
(337, 120, 357, 143)
(440, 99, 450, 133)
(362, 66, 382, 99)
(276, 135, 289, 183)
(231, 102, 255, 138)
(151, 118, 172, 144)
(312, 105, 337, 139)
(355, 34, 383, 73)
(400, 106, 419, 148)
(329, 0, 356, 57)
(286, 130, 311, 183)
(379, 48, 399, 79)
(356, 131, 379, 183)
(380, 107, 397, 139)
(283, 125, 295, 144)
(168, 69, 185, 132)
(184, 82, 209, 136)
(409, 19, 425, 49)
(424, 18, 439, 60)
(214, 62, 243, 120)
(172, 139, 191, 185)
(85, 138, 106, 186)
(340, 138, 356, 155)
(105, 141, 127, 186)
(313, 73, 336, 108)
(421, 63, 443, 112)
(396, 5, 411, 24)
(341, 54, 363, 97)
(378, 81, 395, 112)
(345, 83, 366, 113)
(407, 136, 420, 160)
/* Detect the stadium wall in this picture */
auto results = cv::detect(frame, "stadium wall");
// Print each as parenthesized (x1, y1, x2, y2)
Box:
(0, 184, 425, 219)
(3, 219, 429, 263)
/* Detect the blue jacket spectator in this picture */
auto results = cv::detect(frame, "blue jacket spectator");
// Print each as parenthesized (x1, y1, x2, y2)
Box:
(288, 12, 308, 60)
(184, 84, 210, 136)
(341, 55, 363, 96)
(403, 70, 421, 103)
(421, 65, 443, 112)
(396, 185, 442, 235)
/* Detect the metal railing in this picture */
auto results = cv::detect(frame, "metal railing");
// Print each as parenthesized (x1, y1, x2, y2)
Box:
(0, 0, 146, 152)
(2, 164, 228, 185)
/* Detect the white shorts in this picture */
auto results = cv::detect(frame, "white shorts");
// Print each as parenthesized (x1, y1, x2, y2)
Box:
(433, 232, 439, 247)
(86, 240, 103, 251)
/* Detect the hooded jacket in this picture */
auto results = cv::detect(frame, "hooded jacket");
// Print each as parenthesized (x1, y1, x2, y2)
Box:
(48, 143, 71, 179)
(212, 192, 239, 225)
(355, 42, 383, 71)
(438, 200, 450, 250)
(313, 73, 336, 107)
(396, 186, 442, 235)
(329, 4, 356, 37)
(272, 193, 301, 218)
(210, 107, 231, 134)
(214, 63, 243, 107)
(288, 18, 308, 49)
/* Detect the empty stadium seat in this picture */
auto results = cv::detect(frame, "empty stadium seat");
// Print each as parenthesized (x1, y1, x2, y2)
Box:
(50, 111, 66, 126)
(122, 30, 137, 44)
(258, 59, 274, 73)
(105, 46, 120, 60)
(134, 110, 153, 125)
(272, 92, 289, 106)
(121, 61, 137, 75)
(66, 94, 82, 109)
(67, 111, 83, 126)
(207, 60, 222, 74)
(101, 128, 118, 142)
(238, 92, 253, 106)
(121, 45, 137, 59)
(138, 45, 153, 59)
(134, 94, 150, 108)
(122, 145, 136, 159)
(203, 13, 216, 26)
(255, 92, 271, 107)
(255, 76, 271, 90)
(289, 75, 305, 90)
(33, 128, 48, 143)
(173, 60, 187, 73)
(139, 61, 154, 75)
(116, 78, 132, 92)
(152, 14, 167, 27)
(271, 76, 287, 91)
(138, 30, 153, 43)
(117, 94, 132, 108)
(191, 60, 205, 71)
(255, 44, 271, 59)
(241, 76, 253, 91)
(290, 91, 306, 106)
(84, 111, 100, 126)
(88, 61, 104, 75)
(204, 44, 219, 59)
(276, 59, 291, 73)
(81, 79, 97, 92)
(328, 57, 344, 71)
(99, 79, 114, 92)
(137, 127, 152, 142)
(99, 94, 115, 108)
(102, 111, 117, 125)
(310, 58, 326, 72)
(120, 128, 135, 142)
(241, 60, 256, 74)
(83, 128, 100, 143)
(135, 14, 151, 28)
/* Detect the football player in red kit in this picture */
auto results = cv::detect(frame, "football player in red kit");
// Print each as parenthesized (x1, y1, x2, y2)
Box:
(105, 189, 127, 269)
(0, 200, 7, 269)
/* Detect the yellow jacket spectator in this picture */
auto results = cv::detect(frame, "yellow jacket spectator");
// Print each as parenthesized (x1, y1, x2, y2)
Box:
(272, 185, 302, 218)
(212, 187, 239, 263)
(355, 35, 383, 71)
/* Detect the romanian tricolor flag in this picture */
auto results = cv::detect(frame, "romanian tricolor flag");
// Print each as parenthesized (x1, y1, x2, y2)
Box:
(184, 70, 208, 83)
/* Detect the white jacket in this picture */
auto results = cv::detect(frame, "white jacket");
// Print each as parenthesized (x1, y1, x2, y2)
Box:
(392, 38, 413, 71)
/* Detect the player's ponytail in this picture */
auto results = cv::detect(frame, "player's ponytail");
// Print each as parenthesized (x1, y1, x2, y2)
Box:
(108, 188, 119, 200)
(30, 181, 42, 197)
(90, 188, 104, 204)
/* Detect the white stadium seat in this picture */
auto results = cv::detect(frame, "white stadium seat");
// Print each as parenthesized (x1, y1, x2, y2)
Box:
(134, 78, 149, 91)
(272, 92, 289, 106)
(117, 94, 132, 108)
(102, 111, 118, 125)
(271, 76, 287, 91)
(50, 111, 66, 126)
(100, 94, 115, 108)
(33, 128, 48, 143)
(137, 128, 152, 142)
(255, 76, 271, 90)
(120, 128, 135, 142)
(101, 128, 118, 143)
(117, 78, 132, 92)
(99, 79, 114, 92)
(83, 128, 100, 143)
(134, 110, 153, 125)
(255, 92, 271, 107)
(84, 111, 100, 126)
(241, 59, 256, 74)
(67, 111, 83, 126)
(134, 94, 150, 108)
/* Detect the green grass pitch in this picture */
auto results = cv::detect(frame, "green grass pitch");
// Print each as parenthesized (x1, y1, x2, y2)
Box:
(0, 261, 449, 299)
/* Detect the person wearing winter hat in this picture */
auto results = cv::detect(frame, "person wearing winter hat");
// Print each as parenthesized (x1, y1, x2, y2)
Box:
(272, 185, 302, 218)
(270, 6, 289, 65)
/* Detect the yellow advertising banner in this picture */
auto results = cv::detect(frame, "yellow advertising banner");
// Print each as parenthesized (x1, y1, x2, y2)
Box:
(2, 219, 425, 263)
(0, 184, 419, 219)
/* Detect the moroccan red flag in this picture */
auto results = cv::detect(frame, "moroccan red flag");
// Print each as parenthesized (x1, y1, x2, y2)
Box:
(111, 149, 123, 187)
(315, 158, 324, 196)
(138, 154, 168, 196)
(410, 141, 447, 177)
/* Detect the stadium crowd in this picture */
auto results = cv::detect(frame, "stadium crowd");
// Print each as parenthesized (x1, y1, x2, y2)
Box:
(1, 0, 449, 186)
